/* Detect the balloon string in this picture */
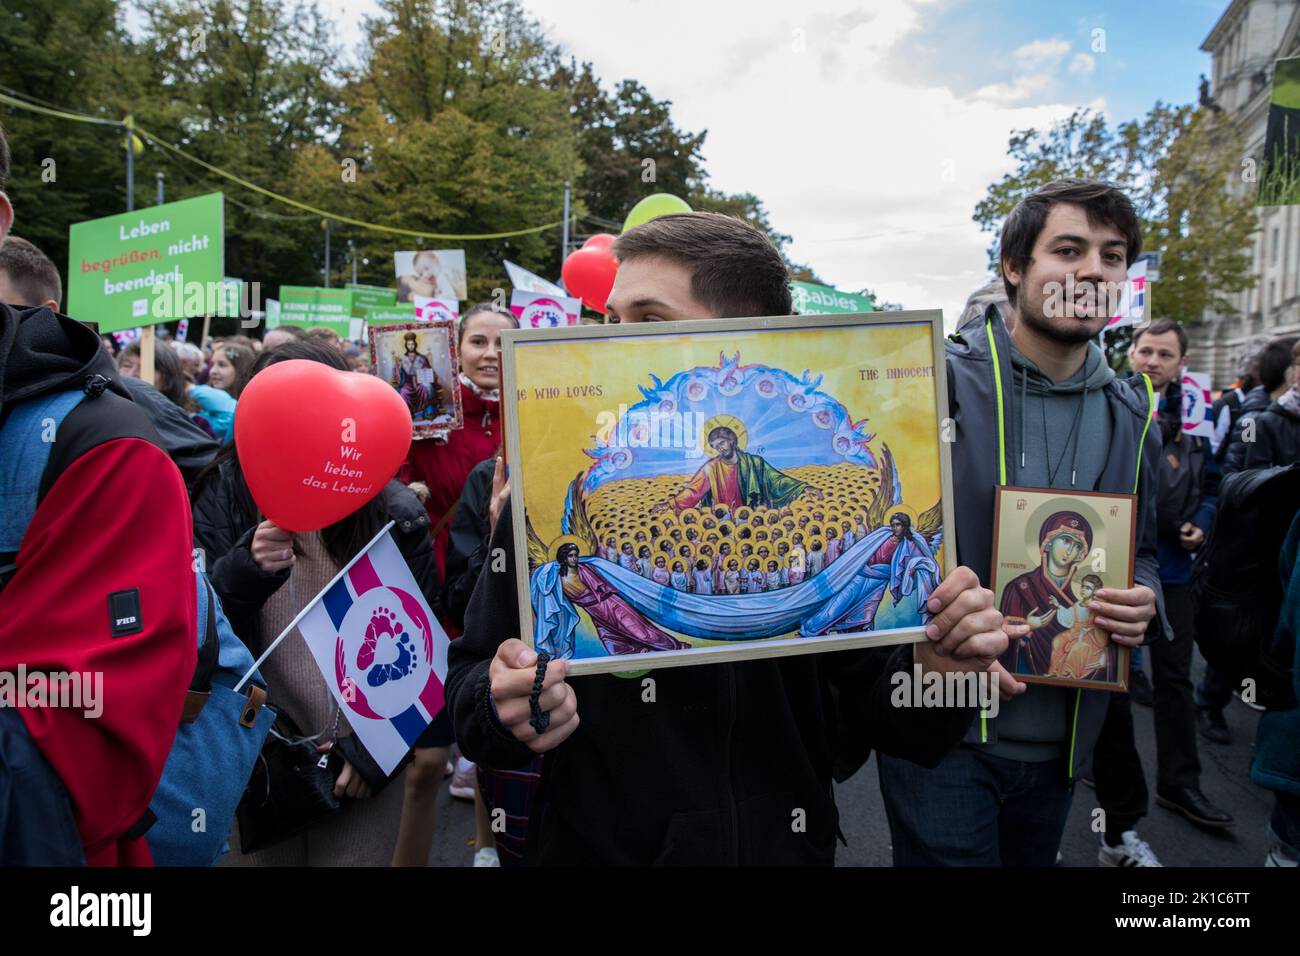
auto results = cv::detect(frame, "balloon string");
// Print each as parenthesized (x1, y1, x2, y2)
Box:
(234, 520, 396, 693)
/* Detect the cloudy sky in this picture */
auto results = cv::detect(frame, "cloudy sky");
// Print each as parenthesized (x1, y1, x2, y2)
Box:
(320, 0, 1225, 327)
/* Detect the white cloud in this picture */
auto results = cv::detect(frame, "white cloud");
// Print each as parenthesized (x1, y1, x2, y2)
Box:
(1013, 37, 1071, 70)
(1069, 52, 1097, 75)
(972, 35, 1072, 105)
(319, 0, 1093, 329)
(971, 72, 1055, 105)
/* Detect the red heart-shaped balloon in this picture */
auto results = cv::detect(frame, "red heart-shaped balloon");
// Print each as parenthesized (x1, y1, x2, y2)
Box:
(561, 246, 619, 315)
(582, 233, 616, 252)
(234, 360, 413, 533)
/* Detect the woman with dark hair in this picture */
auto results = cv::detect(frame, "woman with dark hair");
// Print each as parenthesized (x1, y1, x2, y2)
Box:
(191, 338, 440, 867)
(118, 339, 233, 441)
(150, 338, 189, 408)
(150, 339, 229, 442)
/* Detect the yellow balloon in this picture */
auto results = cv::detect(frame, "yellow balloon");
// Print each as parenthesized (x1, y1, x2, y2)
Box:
(622, 193, 692, 233)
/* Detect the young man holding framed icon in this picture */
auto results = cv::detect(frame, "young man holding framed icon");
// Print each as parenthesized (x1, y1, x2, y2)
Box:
(876, 179, 1167, 867)
(445, 211, 1010, 865)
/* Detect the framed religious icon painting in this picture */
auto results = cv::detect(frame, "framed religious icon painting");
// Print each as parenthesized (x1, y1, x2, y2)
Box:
(369, 321, 463, 439)
(991, 486, 1137, 692)
(500, 311, 956, 675)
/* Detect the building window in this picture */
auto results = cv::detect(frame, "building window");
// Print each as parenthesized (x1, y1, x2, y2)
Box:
(1270, 279, 1277, 308)
(1273, 227, 1280, 264)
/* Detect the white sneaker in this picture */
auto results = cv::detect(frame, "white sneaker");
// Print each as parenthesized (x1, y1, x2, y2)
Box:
(1265, 844, 1298, 867)
(1098, 830, 1162, 867)
(473, 846, 500, 867)
(449, 756, 476, 800)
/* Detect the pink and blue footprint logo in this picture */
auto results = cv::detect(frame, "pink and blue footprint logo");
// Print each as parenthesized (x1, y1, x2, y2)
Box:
(332, 582, 445, 726)
(357, 605, 420, 687)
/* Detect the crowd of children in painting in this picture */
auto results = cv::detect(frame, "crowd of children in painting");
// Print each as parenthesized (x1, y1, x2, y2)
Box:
(599, 503, 899, 593)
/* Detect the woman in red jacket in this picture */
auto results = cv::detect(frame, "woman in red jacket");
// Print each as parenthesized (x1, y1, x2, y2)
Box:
(403, 304, 517, 582)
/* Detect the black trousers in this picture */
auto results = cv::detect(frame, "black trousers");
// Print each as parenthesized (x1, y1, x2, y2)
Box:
(1093, 584, 1203, 834)
(1092, 692, 1148, 837)
(1151, 584, 1202, 789)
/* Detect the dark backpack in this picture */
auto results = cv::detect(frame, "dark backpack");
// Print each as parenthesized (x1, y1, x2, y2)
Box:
(1210, 389, 1243, 464)
(1191, 463, 1300, 710)
(0, 386, 276, 865)
(1155, 433, 1206, 536)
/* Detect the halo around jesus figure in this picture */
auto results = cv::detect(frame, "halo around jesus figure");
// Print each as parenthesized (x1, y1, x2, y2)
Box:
(648, 416, 824, 517)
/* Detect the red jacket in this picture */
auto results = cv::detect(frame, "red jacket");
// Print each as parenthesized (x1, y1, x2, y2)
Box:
(403, 381, 501, 579)
(0, 306, 196, 866)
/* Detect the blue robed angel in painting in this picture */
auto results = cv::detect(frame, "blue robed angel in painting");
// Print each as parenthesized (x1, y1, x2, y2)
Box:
(798, 512, 939, 636)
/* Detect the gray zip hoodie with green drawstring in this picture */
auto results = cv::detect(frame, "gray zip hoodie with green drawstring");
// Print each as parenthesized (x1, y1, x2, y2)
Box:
(983, 341, 1117, 761)
(944, 306, 1170, 779)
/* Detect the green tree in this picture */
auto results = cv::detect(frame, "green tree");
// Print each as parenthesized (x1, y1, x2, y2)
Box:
(137, 0, 345, 293)
(0, 0, 148, 295)
(551, 60, 706, 222)
(973, 104, 1257, 359)
(294, 0, 580, 298)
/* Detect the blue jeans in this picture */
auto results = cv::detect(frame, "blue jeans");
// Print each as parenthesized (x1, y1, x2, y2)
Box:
(878, 748, 1074, 866)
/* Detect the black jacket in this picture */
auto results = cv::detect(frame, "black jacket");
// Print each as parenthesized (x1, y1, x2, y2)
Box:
(117, 375, 219, 486)
(1223, 386, 1274, 475)
(441, 457, 495, 630)
(1244, 399, 1300, 470)
(445, 502, 975, 866)
(190, 459, 439, 789)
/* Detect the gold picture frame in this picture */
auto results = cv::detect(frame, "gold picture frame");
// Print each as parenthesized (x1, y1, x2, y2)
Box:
(501, 311, 956, 676)
(991, 485, 1137, 692)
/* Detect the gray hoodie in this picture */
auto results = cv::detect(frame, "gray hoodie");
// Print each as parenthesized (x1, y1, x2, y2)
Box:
(944, 307, 1169, 779)
(983, 342, 1116, 761)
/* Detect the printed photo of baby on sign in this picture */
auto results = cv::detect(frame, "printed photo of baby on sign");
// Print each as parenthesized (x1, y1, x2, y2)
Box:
(395, 249, 467, 302)
(992, 486, 1136, 692)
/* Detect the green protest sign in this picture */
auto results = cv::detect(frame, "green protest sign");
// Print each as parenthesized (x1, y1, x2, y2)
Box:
(67, 192, 224, 333)
(790, 280, 873, 315)
(279, 286, 356, 337)
(364, 304, 417, 327)
(346, 283, 398, 315)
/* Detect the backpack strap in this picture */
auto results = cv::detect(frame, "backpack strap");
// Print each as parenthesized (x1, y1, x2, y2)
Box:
(0, 389, 89, 586)
(181, 575, 221, 724)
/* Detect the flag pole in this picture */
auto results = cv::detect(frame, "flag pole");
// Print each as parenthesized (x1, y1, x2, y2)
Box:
(234, 519, 397, 693)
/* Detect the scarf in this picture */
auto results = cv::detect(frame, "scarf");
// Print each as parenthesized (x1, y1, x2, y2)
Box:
(1279, 385, 1300, 419)
(459, 372, 500, 404)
